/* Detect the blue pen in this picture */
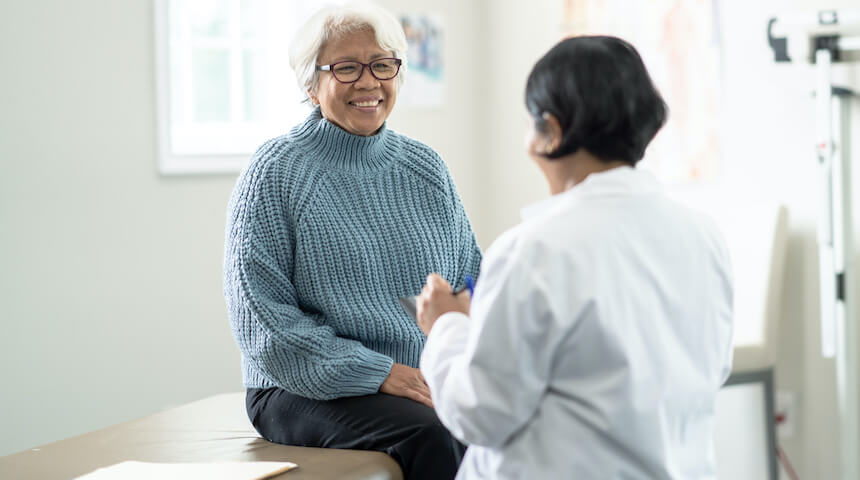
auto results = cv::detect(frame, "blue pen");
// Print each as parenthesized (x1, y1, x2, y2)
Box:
(450, 275, 475, 296)
(464, 275, 475, 297)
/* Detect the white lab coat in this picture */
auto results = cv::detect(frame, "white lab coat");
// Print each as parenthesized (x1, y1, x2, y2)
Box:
(420, 167, 733, 479)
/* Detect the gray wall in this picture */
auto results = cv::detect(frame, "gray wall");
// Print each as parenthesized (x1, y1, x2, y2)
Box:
(0, 0, 242, 454)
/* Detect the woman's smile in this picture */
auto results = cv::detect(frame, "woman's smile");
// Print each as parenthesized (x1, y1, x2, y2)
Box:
(349, 96, 384, 111)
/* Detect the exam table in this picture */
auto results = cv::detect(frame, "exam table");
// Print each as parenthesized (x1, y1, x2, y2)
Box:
(0, 392, 403, 480)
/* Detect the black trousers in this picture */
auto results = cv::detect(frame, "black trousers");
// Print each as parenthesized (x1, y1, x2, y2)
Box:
(246, 388, 466, 480)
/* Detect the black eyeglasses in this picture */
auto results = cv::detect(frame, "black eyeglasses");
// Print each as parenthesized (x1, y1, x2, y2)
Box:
(316, 58, 402, 83)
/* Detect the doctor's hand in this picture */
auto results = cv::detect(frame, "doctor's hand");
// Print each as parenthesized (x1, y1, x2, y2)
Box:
(380, 363, 433, 408)
(416, 273, 471, 336)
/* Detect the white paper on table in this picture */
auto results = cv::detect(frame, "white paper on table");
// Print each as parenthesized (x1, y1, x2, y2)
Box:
(74, 460, 298, 480)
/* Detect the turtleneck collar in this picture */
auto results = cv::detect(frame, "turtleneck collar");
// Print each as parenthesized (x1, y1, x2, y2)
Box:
(290, 107, 399, 173)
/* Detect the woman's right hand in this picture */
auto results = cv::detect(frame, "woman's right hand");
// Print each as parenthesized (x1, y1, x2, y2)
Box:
(380, 363, 433, 408)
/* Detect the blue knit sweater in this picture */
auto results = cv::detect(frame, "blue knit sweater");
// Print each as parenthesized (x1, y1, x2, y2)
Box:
(224, 108, 482, 399)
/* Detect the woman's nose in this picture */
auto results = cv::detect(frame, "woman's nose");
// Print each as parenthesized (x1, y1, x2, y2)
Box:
(353, 65, 380, 88)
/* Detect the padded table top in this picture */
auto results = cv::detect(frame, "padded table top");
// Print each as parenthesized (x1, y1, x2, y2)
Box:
(0, 392, 403, 480)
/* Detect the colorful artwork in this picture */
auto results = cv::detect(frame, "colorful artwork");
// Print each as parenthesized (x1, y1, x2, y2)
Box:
(399, 14, 445, 107)
(562, 0, 721, 183)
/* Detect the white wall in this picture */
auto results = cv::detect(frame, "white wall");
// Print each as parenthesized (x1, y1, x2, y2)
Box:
(481, 0, 561, 245)
(713, 2, 859, 476)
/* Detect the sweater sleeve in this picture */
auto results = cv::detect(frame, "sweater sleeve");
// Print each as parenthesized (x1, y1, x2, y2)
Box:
(443, 161, 482, 287)
(224, 146, 393, 399)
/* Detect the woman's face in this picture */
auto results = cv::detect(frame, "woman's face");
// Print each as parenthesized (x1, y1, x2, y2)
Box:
(525, 116, 551, 162)
(525, 113, 565, 193)
(310, 29, 398, 136)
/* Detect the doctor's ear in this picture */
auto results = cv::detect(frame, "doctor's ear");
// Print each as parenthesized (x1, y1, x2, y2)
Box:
(540, 112, 563, 155)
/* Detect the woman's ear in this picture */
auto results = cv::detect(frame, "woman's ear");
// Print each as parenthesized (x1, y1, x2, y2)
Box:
(541, 112, 563, 154)
(307, 89, 320, 105)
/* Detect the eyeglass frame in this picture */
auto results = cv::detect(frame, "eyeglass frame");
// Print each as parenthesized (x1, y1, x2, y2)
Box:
(315, 58, 403, 84)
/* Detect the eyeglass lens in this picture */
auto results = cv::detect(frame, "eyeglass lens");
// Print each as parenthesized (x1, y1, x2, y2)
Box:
(331, 59, 400, 82)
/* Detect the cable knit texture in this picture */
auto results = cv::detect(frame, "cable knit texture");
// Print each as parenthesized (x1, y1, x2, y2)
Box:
(224, 107, 482, 400)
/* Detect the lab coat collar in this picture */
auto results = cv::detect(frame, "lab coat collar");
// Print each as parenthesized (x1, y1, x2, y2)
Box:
(520, 166, 661, 221)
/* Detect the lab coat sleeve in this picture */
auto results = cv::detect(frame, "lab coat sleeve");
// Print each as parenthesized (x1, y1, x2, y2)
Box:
(420, 250, 562, 448)
(709, 217, 735, 385)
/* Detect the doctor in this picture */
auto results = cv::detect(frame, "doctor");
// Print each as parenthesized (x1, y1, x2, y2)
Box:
(416, 35, 733, 479)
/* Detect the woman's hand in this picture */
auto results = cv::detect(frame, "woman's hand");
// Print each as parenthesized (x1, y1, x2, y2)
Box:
(380, 363, 433, 407)
(416, 273, 471, 335)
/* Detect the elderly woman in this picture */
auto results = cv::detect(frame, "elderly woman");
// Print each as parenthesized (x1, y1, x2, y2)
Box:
(223, 4, 480, 479)
(416, 36, 733, 479)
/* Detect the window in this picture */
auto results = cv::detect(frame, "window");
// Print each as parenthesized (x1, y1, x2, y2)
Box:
(154, 0, 333, 174)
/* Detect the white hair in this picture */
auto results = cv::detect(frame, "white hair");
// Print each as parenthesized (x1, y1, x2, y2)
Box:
(289, 2, 408, 103)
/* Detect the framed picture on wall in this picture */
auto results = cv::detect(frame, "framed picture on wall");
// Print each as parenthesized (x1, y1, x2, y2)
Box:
(398, 13, 445, 108)
(560, 0, 722, 184)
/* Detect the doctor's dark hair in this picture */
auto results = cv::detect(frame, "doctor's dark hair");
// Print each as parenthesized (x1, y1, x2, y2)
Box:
(525, 35, 667, 165)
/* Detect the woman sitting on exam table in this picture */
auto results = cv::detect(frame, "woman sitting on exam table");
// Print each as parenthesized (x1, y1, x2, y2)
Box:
(416, 36, 734, 479)
(223, 4, 480, 479)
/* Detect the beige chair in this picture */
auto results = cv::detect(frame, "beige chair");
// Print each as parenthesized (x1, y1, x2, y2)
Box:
(707, 201, 789, 480)
(715, 202, 789, 371)
(668, 192, 790, 370)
